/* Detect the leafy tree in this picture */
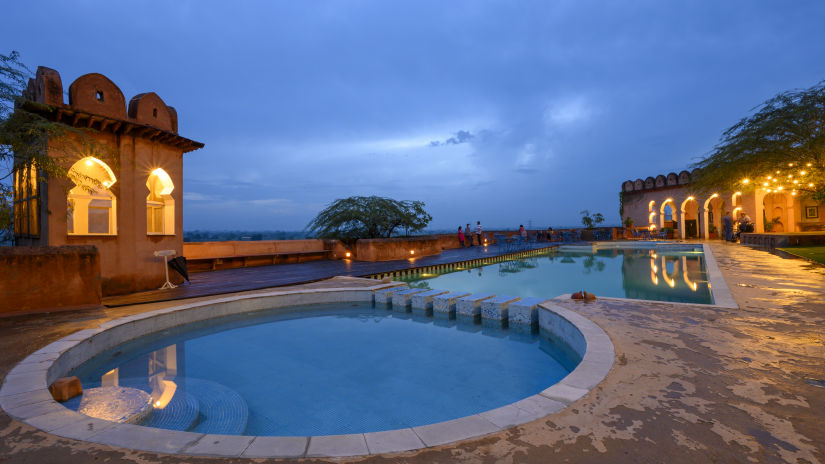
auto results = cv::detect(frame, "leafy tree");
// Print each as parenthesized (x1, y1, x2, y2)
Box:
(1, 51, 114, 243)
(692, 80, 825, 204)
(306, 195, 432, 241)
(580, 210, 604, 229)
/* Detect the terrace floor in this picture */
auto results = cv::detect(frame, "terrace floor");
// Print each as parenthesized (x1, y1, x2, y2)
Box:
(1, 241, 824, 463)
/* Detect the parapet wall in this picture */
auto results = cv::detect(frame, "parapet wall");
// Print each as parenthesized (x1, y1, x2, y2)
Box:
(26, 67, 179, 133)
(356, 237, 442, 261)
(0, 246, 101, 314)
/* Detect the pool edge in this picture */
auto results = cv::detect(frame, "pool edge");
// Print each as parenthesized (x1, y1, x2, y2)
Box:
(0, 283, 615, 459)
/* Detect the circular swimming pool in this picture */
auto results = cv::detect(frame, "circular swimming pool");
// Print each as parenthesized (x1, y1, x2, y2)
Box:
(68, 302, 577, 436)
(1, 286, 614, 457)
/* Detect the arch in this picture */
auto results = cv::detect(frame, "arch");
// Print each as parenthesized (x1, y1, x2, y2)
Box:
(763, 192, 794, 233)
(67, 157, 117, 235)
(702, 194, 719, 238)
(634, 179, 644, 190)
(68, 73, 127, 120)
(644, 177, 655, 189)
(680, 196, 699, 239)
(146, 168, 175, 235)
(732, 191, 742, 208)
(660, 198, 677, 229)
(666, 172, 678, 186)
(648, 200, 657, 227)
(678, 170, 691, 185)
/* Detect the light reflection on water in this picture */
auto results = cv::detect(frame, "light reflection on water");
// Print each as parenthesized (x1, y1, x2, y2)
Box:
(400, 249, 713, 304)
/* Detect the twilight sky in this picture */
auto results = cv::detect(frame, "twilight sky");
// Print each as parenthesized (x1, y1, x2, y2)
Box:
(5, 1, 825, 230)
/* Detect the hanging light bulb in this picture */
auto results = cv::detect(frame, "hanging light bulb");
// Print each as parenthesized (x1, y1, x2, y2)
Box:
(800, 171, 806, 175)
(807, 163, 812, 167)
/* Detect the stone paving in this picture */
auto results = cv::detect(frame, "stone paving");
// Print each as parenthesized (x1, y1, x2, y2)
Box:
(0, 244, 824, 463)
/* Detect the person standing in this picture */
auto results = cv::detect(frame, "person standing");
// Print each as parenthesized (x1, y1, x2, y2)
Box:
(519, 224, 527, 239)
(465, 224, 473, 246)
(476, 221, 483, 246)
(458, 226, 465, 247)
(722, 211, 734, 241)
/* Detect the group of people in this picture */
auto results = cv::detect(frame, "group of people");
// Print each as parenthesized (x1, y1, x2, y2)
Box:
(458, 221, 483, 247)
(722, 211, 752, 242)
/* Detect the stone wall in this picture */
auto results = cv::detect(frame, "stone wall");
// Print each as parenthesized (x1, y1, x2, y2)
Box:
(0, 246, 101, 314)
(355, 237, 442, 261)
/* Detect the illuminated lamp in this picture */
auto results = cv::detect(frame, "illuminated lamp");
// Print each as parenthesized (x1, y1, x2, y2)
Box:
(807, 163, 812, 167)
(85, 159, 93, 167)
(410, 250, 415, 255)
(741, 179, 749, 184)
(800, 171, 806, 175)
(345, 251, 351, 258)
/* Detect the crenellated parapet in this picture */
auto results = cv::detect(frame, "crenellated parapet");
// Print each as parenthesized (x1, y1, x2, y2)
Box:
(621, 169, 699, 193)
(21, 67, 199, 152)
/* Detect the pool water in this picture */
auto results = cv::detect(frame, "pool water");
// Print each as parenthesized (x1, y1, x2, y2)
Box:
(399, 248, 713, 304)
(69, 303, 576, 436)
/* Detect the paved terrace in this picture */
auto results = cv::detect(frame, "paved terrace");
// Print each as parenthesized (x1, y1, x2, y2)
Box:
(103, 242, 557, 307)
(1, 242, 823, 463)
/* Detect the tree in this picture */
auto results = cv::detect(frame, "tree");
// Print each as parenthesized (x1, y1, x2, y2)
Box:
(580, 210, 604, 229)
(306, 195, 432, 241)
(692, 80, 825, 204)
(1, 51, 111, 243)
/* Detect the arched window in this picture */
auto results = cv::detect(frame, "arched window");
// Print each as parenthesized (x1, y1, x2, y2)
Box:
(146, 168, 175, 235)
(664, 204, 673, 222)
(67, 157, 117, 235)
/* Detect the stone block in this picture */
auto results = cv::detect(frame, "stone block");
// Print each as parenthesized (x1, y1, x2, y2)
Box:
(374, 286, 407, 305)
(456, 293, 496, 317)
(480, 295, 520, 320)
(433, 292, 471, 315)
(508, 296, 548, 327)
(49, 376, 82, 402)
(391, 288, 428, 311)
(410, 289, 449, 310)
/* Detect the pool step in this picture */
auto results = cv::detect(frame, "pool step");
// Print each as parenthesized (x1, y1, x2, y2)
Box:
(187, 378, 249, 435)
(141, 387, 200, 431)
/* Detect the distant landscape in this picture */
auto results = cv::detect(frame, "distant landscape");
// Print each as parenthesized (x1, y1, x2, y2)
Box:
(182, 225, 619, 242)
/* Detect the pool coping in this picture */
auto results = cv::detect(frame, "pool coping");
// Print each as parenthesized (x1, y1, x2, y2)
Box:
(0, 283, 614, 458)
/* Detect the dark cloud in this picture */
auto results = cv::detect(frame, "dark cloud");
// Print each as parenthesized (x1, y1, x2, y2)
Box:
(430, 130, 474, 147)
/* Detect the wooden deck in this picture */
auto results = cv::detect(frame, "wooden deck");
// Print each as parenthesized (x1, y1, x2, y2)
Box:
(102, 243, 560, 307)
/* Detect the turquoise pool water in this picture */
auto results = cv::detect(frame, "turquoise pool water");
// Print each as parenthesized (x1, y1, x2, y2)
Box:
(399, 248, 713, 304)
(68, 303, 576, 436)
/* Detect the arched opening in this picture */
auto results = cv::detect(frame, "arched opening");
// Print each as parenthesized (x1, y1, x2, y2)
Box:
(680, 196, 699, 239)
(648, 200, 657, 228)
(67, 157, 117, 235)
(660, 199, 677, 231)
(702, 194, 722, 238)
(763, 192, 793, 233)
(146, 168, 175, 235)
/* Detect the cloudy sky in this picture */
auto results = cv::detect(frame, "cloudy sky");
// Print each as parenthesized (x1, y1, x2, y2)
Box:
(5, 1, 825, 230)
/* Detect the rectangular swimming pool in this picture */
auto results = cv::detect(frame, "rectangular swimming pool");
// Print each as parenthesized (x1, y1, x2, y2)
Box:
(397, 246, 713, 304)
